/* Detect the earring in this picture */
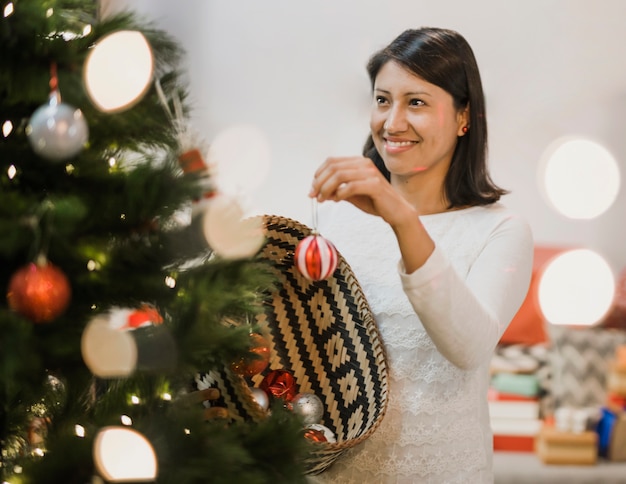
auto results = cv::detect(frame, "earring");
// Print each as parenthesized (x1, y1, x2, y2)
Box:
(462, 126, 469, 134)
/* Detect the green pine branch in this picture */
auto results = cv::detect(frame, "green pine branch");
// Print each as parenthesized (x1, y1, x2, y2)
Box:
(0, 1, 309, 482)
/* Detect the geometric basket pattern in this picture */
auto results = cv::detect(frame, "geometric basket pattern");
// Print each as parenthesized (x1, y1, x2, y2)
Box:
(197, 215, 389, 475)
(548, 326, 626, 409)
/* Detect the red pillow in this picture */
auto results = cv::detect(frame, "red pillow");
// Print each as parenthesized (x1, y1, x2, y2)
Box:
(499, 246, 566, 345)
(602, 267, 626, 330)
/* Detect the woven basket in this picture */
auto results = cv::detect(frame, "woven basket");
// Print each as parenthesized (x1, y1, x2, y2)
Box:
(202, 214, 388, 475)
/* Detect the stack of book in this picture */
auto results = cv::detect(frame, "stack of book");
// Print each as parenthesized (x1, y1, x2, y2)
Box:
(489, 373, 542, 452)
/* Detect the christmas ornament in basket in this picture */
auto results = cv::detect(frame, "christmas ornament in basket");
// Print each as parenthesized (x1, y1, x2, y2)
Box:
(201, 214, 389, 475)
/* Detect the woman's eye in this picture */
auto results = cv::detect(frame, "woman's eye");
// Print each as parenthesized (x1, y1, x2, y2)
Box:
(409, 98, 424, 106)
(375, 96, 388, 105)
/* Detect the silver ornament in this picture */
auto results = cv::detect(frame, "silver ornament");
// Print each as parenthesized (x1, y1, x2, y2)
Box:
(27, 92, 88, 161)
(292, 392, 324, 425)
(250, 387, 269, 411)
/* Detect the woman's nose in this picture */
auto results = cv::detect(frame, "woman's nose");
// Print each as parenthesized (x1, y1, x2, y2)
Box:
(383, 105, 408, 132)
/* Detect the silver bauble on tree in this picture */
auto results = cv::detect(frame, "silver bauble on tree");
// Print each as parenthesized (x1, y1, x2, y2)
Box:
(27, 91, 88, 161)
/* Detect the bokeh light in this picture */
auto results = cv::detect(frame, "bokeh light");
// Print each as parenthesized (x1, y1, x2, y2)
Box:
(93, 427, 157, 482)
(81, 315, 137, 377)
(539, 137, 620, 219)
(84, 30, 154, 113)
(203, 193, 265, 259)
(538, 249, 615, 326)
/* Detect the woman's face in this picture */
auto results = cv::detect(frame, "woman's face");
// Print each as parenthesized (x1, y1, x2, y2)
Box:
(370, 60, 468, 180)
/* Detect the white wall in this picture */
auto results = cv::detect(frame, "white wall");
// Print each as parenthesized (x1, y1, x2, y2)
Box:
(103, 0, 626, 270)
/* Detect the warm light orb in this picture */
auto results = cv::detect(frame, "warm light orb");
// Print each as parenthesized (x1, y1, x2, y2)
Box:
(539, 137, 620, 219)
(93, 426, 157, 482)
(538, 249, 615, 326)
(81, 315, 137, 377)
(203, 193, 265, 259)
(84, 30, 154, 113)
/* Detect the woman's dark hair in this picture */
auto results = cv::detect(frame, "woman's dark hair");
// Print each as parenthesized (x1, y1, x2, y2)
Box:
(363, 27, 507, 207)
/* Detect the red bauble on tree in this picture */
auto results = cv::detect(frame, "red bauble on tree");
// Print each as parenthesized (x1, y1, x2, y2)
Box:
(126, 304, 163, 329)
(230, 332, 271, 377)
(295, 233, 338, 281)
(7, 259, 71, 323)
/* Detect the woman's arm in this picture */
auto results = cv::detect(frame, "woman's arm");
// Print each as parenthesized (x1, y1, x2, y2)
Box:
(399, 215, 534, 370)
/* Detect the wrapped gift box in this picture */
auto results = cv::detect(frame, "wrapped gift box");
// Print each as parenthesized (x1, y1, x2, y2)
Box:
(608, 412, 626, 461)
(597, 406, 626, 462)
(535, 426, 598, 465)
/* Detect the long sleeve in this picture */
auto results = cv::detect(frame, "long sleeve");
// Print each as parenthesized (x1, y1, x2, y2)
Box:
(399, 211, 534, 370)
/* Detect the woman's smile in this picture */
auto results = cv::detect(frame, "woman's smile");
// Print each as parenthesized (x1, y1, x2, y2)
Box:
(383, 137, 418, 154)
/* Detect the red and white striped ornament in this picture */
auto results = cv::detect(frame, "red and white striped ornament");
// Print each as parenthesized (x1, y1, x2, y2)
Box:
(295, 233, 338, 281)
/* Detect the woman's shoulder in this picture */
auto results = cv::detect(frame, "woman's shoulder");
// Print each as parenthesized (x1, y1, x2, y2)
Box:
(472, 202, 534, 247)
(425, 202, 533, 249)
(463, 202, 529, 227)
(420, 202, 527, 229)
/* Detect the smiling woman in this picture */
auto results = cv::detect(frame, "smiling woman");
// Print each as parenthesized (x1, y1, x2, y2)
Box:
(308, 27, 533, 484)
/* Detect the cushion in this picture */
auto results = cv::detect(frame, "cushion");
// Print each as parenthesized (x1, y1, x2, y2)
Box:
(499, 246, 566, 345)
(547, 325, 626, 408)
(602, 267, 626, 330)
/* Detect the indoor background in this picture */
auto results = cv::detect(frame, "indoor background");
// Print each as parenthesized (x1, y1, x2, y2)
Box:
(103, 0, 626, 272)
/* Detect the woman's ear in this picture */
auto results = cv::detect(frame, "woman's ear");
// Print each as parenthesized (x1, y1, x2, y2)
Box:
(457, 103, 470, 136)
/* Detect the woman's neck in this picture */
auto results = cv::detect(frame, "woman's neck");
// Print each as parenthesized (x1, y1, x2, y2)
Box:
(391, 173, 450, 215)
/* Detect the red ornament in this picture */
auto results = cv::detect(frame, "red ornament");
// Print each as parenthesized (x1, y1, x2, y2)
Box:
(305, 423, 336, 443)
(230, 333, 271, 377)
(259, 369, 297, 402)
(295, 234, 338, 281)
(178, 148, 215, 200)
(303, 428, 327, 443)
(178, 148, 208, 174)
(7, 261, 71, 323)
(127, 304, 163, 329)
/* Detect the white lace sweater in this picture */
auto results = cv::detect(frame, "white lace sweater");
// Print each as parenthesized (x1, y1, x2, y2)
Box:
(311, 201, 533, 484)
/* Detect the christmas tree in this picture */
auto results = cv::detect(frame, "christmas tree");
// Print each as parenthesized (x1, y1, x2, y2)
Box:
(0, 1, 309, 482)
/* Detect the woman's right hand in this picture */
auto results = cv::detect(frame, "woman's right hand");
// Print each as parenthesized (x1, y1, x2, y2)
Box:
(309, 156, 414, 227)
(310, 156, 434, 274)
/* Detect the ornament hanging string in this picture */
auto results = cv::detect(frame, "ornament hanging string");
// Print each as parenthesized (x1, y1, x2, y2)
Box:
(154, 79, 183, 135)
(154, 79, 201, 156)
(49, 62, 58, 92)
(25, 199, 56, 264)
(155, 80, 213, 197)
(48, 62, 61, 106)
(311, 198, 319, 235)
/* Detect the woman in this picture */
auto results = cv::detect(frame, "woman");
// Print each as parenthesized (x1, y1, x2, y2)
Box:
(308, 28, 533, 483)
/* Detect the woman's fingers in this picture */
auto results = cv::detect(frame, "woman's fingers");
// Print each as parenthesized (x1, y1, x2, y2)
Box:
(310, 157, 378, 201)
